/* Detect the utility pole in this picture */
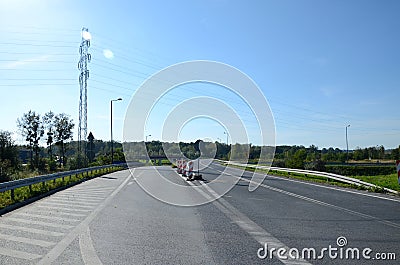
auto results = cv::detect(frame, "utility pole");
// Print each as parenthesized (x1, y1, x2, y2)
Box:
(78, 27, 91, 155)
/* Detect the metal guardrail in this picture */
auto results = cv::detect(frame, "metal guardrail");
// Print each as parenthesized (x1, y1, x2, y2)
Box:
(222, 161, 399, 195)
(0, 164, 125, 200)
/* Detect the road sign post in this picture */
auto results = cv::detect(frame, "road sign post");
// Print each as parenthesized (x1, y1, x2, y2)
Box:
(396, 160, 400, 185)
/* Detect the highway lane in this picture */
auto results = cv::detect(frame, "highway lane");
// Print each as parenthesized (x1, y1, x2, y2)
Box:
(89, 163, 399, 264)
(199, 161, 400, 264)
(0, 162, 399, 264)
(89, 166, 273, 265)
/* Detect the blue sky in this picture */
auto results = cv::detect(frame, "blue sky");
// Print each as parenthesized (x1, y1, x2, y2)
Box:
(0, 0, 399, 149)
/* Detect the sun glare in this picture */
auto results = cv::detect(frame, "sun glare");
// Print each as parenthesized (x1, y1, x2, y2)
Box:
(103, 49, 114, 59)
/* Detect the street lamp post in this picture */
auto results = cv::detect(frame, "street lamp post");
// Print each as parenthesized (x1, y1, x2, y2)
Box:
(223, 131, 229, 146)
(346, 125, 350, 163)
(111, 98, 122, 164)
(146, 134, 152, 142)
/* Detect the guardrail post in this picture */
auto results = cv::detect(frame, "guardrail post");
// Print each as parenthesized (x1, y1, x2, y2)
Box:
(29, 185, 32, 193)
(42, 181, 46, 189)
(11, 189, 15, 200)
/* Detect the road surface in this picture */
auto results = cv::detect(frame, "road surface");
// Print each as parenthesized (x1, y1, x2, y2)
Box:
(0, 161, 399, 264)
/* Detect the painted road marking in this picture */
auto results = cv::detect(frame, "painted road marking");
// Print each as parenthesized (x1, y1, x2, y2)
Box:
(30, 210, 87, 218)
(0, 246, 42, 260)
(39, 201, 95, 209)
(50, 196, 103, 203)
(37, 172, 132, 265)
(0, 170, 132, 264)
(182, 174, 311, 265)
(266, 174, 400, 203)
(55, 193, 107, 198)
(79, 226, 103, 265)
(69, 187, 114, 192)
(45, 198, 99, 206)
(211, 164, 400, 230)
(36, 205, 92, 212)
(13, 212, 81, 222)
(248, 197, 266, 201)
(4, 217, 74, 229)
(0, 233, 55, 247)
(0, 223, 64, 237)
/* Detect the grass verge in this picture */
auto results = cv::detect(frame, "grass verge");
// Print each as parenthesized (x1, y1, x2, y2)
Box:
(226, 163, 398, 194)
(350, 174, 399, 192)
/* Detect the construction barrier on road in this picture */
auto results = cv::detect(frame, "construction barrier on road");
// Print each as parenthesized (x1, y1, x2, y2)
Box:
(177, 159, 183, 174)
(186, 161, 194, 180)
(397, 160, 400, 185)
(176, 159, 196, 180)
(182, 160, 187, 176)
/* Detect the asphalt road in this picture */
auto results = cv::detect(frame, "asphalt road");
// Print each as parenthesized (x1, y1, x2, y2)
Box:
(0, 161, 399, 264)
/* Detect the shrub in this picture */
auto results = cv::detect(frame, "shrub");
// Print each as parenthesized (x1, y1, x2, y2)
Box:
(67, 153, 88, 170)
(47, 158, 58, 172)
(305, 160, 326, 172)
(272, 159, 286, 167)
(285, 149, 307, 169)
(325, 165, 395, 176)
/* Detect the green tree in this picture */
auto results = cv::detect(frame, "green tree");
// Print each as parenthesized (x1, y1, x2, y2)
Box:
(305, 159, 326, 172)
(353, 148, 364, 160)
(87, 132, 95, 163)
(17, 110, 44, 168)
(286, 149, 307, 169)
(43, 111, 55, 159)
(377, 145, 385, 161)
(0, 130, 19, 181)
(54, 113, 74, 167)
(391, 146, 400, 160)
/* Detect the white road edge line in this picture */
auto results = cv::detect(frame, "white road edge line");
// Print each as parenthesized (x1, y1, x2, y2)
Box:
(79, 226, 103, 265)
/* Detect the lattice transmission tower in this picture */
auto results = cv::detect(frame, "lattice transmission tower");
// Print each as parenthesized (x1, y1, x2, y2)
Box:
(78, 27, 91, 153)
